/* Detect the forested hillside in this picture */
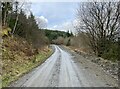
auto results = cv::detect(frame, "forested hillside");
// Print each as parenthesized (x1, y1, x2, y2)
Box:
(44, 29, 73, 44)
(2, 2, 49, 48)
(1, 2, 52, 87)
(1, 2, 74, 87)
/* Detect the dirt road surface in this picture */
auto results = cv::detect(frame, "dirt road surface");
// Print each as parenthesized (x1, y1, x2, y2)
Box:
(10, 45, 118, 87)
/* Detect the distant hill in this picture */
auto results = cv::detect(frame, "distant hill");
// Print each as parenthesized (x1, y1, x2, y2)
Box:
(44, 29, 73, 43)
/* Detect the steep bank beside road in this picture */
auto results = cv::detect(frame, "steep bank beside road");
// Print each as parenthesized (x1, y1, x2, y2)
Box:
(2, 36, 53, 87)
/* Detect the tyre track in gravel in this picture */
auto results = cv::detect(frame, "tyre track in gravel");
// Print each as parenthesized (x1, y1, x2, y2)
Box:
(9, 45, 118, 87)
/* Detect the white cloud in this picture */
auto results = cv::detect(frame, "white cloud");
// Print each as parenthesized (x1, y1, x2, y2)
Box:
(35, 16, 48, 28)
(49, 19, 78, 34)
(38, 16, 48, 23)
(53, 25, 58, 28)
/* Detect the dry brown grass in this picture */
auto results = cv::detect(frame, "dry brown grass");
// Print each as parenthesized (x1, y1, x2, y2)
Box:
(2, 36, 52, 87)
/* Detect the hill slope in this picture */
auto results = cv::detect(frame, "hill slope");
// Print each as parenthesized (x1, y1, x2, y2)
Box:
(2, 36, 53, 87)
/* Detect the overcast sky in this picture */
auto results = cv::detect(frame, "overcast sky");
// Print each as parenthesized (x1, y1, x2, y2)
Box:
(20, 0, 119, 33)
(29, 2, 78, 33)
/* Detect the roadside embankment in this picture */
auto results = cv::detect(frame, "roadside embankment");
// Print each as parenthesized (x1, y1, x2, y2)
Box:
(2, 36, 53, 87)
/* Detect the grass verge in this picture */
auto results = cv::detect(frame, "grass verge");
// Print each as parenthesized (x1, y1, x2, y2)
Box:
(2, 48, 53, 87)
(2, 36, 53, 87)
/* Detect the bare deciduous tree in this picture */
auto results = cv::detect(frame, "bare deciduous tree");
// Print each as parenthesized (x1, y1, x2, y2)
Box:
(76, 2, 120, 56)
(12, 1, 25, 34)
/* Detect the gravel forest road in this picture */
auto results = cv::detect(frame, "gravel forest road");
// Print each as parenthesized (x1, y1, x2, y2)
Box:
(10, 45, 118, 87)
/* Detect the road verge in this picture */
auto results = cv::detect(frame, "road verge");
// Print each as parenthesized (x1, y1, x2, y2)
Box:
(63, 45, 118, 81)
(2, 36, 53, 87)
